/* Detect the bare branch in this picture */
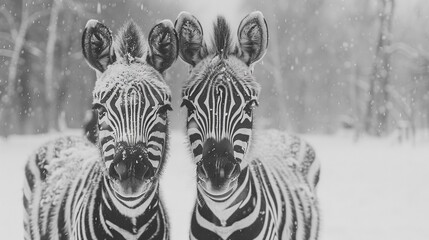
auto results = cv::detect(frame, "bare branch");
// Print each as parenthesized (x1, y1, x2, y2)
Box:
(24, 41, 43, 58)
(0, 6, 18, 39)
(347, 74, 370, 91)
(26, 9, 51, 26)
(3, 1, 50, 113)
(44, 0, 64, 131)
(386, 85, 412, 119)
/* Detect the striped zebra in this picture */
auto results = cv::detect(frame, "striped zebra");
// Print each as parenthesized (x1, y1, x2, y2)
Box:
(23, 19, 178, 240)
(175, 12, 321, 240)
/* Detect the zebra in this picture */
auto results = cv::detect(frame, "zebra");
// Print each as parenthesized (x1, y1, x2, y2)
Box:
(23, 19, 178, 240)
(175, 12, 321, 240)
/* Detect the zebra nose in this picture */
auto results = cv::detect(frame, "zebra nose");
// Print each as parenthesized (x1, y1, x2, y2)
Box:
(200, 138, 238, 184)
(197, 155, 240, 192)
(110, 142, 154, 181)
(198, 138, 240, 192)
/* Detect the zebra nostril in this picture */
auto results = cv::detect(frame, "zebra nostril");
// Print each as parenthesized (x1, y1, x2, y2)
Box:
(135, 160, 154, 180)
(111, 157, 154, 181)
(114, 161, 129, 181)
(143, 166, 154, 179)
(226, 163, 240, 179)
(197, 154, 241, 192)
(110, 143, 154, 181)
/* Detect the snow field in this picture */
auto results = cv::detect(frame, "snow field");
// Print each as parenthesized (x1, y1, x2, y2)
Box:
(0, 131, 428, 239)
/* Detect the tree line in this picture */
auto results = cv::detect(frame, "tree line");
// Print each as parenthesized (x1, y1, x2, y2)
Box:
(1, 0, 428, 139)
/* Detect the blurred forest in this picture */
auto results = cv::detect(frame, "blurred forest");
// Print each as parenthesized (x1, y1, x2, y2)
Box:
(1, 0, 429, 139)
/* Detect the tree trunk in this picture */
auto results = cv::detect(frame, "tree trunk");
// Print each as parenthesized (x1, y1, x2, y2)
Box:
(44, 0, 63, 132)
(0, 3, 28, 137)
(265, 2, 289, 130)
(364, 0, 395, 136)
(18, 49, 32, 134)
(0, 1, 49, 137)
(57, 10, 76, 131)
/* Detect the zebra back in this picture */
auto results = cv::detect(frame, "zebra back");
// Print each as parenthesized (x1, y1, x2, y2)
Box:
(23, 136, 101, 239)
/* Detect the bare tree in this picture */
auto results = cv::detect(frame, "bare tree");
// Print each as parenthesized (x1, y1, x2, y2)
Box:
(0, 2, 49, 137)
(44, 0, 96, 132)
(44, 0, 63, 131)
(364, 0, 395, 136)
(261, 2, 289, 129)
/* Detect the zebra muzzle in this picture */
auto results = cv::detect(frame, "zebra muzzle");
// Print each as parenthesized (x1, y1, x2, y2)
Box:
(197, 155, 240, 195)
(109, 142, 155, 182)
(198, 138, 241, 194)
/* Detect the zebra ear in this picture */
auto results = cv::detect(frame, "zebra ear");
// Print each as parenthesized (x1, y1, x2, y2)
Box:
(175, 12, 207, 66)
(236, 11, 268, 66)
(82, 20, 114, 73)
(147, 20, 179, 74)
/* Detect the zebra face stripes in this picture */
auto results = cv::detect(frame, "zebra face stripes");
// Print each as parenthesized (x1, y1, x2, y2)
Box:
(176, 12, 266, 197)
(24, 136, 170, 240)
(84, 19, 178, 198)
(23, 20, 178, 240)
(82, 20, 178, 197)
(182, 57, 259, 196)
(182, 59, 259, 162)
(93, 63, 172, 197)
(177, 12, 320, 240)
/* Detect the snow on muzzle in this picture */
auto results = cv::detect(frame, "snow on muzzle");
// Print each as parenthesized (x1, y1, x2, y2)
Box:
(109, 142, 155, 195)
(197, 138, 241, 196)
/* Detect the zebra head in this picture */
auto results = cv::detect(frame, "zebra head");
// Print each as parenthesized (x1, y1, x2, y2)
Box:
(82, 19, 178, 197)
(175, 12, 268, 197)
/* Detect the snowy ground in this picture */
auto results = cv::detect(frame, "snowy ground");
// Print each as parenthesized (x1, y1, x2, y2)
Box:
(0, 130, 428, 240)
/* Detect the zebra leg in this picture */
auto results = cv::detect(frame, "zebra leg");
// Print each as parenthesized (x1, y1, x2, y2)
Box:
(23, 137, 93, 239)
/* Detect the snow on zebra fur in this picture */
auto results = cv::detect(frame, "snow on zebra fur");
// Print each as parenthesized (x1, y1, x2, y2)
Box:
(23, 18, 179, 240)
(175, 11, 320, 239)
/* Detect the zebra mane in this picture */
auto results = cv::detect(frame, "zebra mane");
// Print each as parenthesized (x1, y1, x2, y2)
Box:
(210, 16, 233, 58)
(114, 20, 147, 63)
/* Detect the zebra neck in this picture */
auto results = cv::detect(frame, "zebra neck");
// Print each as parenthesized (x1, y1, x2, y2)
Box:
(100, 176, 163, 233)
(196, 167, 261, 227)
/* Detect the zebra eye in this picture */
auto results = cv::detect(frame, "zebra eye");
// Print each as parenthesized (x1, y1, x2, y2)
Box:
(245, 99, 259, 109)
(180, 99, 196, 113)
(244, 99, 259, 114)
(158, 104, 172, 115)
(92, 103, 107, 117)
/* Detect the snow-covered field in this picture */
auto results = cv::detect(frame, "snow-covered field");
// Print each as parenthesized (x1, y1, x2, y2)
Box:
(1, 130, 428, 240)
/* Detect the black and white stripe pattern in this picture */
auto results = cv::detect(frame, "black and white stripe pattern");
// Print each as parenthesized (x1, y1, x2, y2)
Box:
(93, 76, 171, 171)
(176, 12, 320, 239)
(23, 137, 168, 240)
(182, 60, 258, 168)
(191, 132, 321, 240)
(23, 19, 178, 239)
